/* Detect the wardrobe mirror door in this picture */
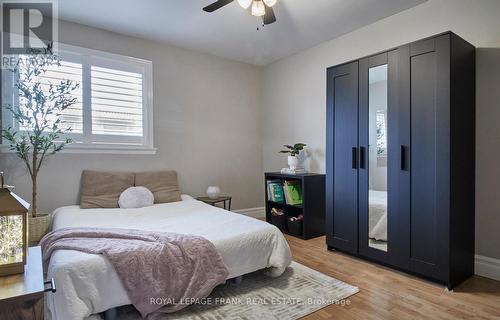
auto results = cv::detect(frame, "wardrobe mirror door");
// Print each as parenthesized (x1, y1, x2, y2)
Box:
(368, 64, 388, 252)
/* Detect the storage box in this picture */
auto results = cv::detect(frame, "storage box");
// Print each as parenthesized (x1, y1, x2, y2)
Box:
(271, 214, 286, 231)
(287, 218, 303, 237)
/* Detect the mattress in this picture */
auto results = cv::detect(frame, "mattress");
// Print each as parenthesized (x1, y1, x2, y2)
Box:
(46, 195, 292, 320)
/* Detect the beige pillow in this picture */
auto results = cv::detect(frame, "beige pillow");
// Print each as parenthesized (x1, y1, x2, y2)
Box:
(80, 170, 135, 209)
(134, 171, 181, 203)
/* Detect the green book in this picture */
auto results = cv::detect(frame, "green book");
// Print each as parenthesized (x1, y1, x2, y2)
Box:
(271, 183, 284, 203)
(284, 180, 303, 205)
(267, 180, 284, 202)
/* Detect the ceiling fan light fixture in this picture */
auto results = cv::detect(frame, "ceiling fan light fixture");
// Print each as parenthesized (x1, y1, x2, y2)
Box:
(237, 0, 252, 9)
(263, 0, 277, 7)
(251, 0, 266, 17)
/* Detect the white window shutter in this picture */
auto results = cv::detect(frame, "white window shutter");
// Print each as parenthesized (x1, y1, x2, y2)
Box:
(91, 66, 144, 137)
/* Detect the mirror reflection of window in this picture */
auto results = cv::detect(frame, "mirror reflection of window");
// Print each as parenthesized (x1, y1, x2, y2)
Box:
(376, 111, 387, 167)
(368, 64, 388, 252)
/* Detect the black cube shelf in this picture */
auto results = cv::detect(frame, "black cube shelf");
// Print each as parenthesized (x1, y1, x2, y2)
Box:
(265, 172, 325, 240)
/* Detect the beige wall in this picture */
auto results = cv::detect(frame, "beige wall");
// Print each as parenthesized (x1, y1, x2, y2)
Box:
(476, 48, 500, 260)
(261, 0, 500, 258)
(0, 20, 263, 212)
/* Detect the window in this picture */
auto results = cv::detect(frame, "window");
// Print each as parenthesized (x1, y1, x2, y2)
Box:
(91, 66, 144, 137)
(18, 59, 84, 133)
(375, 111, 387, 157)
(2, 43, 154, 154)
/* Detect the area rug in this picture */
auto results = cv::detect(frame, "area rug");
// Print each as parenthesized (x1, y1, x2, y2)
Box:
(113, 262, 359, 320)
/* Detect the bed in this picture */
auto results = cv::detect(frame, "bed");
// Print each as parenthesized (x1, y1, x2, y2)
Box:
(46, 195, 292, 320)
(368, 190, 387, 241)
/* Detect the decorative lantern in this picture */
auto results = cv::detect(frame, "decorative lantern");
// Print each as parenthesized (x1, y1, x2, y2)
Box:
(0, 172, 29, 276)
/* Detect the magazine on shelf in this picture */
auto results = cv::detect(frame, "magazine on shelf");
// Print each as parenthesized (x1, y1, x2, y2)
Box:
(267, 180, 284, 203)
(283, 180, 303, 205)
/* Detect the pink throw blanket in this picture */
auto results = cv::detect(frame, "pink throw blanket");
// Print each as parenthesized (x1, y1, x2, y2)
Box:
(40, 228, 229, 318)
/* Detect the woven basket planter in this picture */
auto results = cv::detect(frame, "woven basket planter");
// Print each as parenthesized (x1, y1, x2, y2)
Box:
(28, 214, 52, 244)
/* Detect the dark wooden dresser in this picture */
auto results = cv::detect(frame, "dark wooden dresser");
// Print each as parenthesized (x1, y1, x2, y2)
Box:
(0, 246, 55, 320)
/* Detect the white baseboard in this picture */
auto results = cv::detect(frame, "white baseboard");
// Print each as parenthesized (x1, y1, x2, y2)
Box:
(475, 254, 500, 282)
(233, 207, 266, 219)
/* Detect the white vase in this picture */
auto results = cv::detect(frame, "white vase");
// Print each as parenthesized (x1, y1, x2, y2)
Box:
(288, 156, 299, 170)
(206, 186, 221, 199)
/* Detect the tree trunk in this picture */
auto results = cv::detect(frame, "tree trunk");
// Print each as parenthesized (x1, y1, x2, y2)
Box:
(31, 174, 37, 218)
(31, 153, 38, 218)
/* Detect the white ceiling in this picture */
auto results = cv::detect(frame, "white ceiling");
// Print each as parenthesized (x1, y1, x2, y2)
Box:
(57, 0, 427, 66)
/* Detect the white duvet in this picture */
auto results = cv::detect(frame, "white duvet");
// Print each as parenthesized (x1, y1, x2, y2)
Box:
(46, 195, 292, 320)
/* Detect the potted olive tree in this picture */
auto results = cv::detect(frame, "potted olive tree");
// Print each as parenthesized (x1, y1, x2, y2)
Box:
(279, 143, 306, 170)
(1, 47, 79, 243)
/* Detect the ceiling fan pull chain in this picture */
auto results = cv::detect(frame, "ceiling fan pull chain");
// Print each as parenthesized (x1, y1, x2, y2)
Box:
(256, 16, 265, 31)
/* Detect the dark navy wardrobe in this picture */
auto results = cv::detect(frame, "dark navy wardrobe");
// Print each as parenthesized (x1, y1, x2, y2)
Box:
(326, 32, 475, 289)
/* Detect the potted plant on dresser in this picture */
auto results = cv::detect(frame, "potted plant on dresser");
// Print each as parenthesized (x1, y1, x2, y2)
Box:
(1, 46, 79, 244)
(279, 143, 306, 173)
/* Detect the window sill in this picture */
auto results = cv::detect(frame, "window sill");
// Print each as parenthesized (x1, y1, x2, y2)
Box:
(0, 143, 158, 155)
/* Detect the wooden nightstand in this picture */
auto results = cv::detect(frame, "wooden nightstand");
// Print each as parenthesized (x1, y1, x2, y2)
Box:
(196, 196, 232, 211)
(0, 246, 56, 320)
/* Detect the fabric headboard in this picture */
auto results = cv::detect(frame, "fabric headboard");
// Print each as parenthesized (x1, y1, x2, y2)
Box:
(80, 170, 135, 209)
(135, 171, 181, 204)
(80, 170, 181, 209)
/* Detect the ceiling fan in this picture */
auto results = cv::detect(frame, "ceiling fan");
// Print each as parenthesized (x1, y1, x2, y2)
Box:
(203, 0, 277, 26)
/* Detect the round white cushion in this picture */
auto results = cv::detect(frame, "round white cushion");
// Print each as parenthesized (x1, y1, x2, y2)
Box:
(118, 186, 154, 209)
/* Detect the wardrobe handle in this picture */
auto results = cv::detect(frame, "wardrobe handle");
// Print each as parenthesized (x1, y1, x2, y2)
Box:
(352, 147, 358, 169)
(359, 147, 366, 169)
(401, 145, 408, 171)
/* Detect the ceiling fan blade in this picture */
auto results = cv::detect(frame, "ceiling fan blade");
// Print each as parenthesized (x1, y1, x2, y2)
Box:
(203, 0, 234, 12)
(263, 4, 276, 25)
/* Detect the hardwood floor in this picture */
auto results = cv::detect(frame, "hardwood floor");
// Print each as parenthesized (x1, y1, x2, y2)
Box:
(286, 235, 500, 320)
